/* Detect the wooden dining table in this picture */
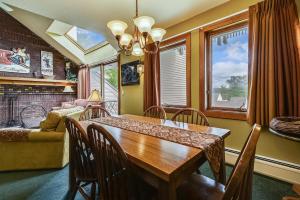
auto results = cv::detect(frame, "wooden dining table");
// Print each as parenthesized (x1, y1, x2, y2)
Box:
(72, 114, 231, 200)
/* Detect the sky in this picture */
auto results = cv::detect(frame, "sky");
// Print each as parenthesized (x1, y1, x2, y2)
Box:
(211, 28, 248, 89)
(68, 26, 106, 50)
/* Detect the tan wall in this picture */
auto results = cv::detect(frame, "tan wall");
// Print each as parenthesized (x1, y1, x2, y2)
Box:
(120, 0, 300, 165)
(120, 54, 144, 115)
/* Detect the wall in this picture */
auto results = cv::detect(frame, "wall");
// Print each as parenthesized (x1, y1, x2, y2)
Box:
(120, 54, 144, 115)
(120, 0, 300, 165)
(0, 9, 67, 79)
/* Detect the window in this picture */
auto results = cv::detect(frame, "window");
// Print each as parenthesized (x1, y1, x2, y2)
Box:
(89, 61, 119, 114)
(159, 34, 191, 111)
(201, 12, 249, 120)
(66, 26, 107, 52)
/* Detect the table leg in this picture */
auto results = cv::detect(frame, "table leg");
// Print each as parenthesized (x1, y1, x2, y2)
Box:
(158, 179, 177, 200)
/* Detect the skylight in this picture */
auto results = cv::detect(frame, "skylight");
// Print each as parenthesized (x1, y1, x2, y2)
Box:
(66, 26, 106, 51)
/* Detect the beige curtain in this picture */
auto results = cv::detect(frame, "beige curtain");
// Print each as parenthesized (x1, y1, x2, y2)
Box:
(77, 65, 90, 99)
(143, 43, 161, 111)
(247, 0, 300, 126)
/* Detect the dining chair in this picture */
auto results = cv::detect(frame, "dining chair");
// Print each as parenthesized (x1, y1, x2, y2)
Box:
(87, 123, 133, 200)
(144, 105, 167, 120)
(283, 184, 300, 200)
(65, 117, 98, 200)
(79, 105, 111, 121)
(171, 108, 209, 126)
(177, 124, 261, 200)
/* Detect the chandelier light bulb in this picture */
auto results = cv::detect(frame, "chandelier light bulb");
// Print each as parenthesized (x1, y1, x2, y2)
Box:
(132, 42, 144, 56)
(150, 28, 166, 42)
(107, 20, 128, 36)
(133, 16, 155, 33)
(120, 33, 133, 46)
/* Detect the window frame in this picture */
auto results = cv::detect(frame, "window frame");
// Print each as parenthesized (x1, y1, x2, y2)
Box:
(199, 11, 249, 120)
(159, 33, 191, 113)
(65, 26, 109, 54)
(89, 56, 121, 114)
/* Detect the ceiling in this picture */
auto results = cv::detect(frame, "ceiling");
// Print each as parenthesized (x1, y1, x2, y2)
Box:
(2, 0, 229, 44)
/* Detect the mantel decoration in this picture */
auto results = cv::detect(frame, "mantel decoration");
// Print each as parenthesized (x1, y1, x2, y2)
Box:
(107, 0, 166, 56)
(0, 48, 30, 73)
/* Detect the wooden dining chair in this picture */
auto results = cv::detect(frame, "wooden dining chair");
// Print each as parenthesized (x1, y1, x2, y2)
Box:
(171, 108, 209, 126)
(144, 106, 167, 120)
(177, 124, 261, 200)
(65, 117, 98, 200)
(79, 105, 111, 121)
(283, 184, 300, 200)
(87, 123, 133, 200)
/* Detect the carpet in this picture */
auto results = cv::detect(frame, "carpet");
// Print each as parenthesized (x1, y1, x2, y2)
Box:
(0, 163, 296, 200)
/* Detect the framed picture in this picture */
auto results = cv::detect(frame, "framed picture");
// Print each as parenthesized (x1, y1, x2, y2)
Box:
(41, 51, 53, 76)
(121, 60, 140, 86)
(0, 48, 30, 73)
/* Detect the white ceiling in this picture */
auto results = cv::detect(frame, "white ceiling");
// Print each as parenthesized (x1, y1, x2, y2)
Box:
(2, 0, 229, 43)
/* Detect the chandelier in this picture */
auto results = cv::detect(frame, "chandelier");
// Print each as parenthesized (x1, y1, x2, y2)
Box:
(107, 0, 166, 56)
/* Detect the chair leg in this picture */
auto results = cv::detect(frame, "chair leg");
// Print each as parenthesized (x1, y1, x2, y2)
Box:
(70, 180, 80, 200)
(91, 182, 96, 200)
(196, 168, 201, 174)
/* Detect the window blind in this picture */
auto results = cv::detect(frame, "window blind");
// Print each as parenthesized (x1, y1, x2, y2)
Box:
(160, 44, 187, 106)
(90, 66, 101, 91)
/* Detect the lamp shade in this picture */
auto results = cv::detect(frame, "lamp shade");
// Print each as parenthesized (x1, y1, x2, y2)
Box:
(133, 16, 155, 33)
(107, 20, 128, 36)
(63, 86, 74, 93)
(120, 33, 133, 46)
(88, 89, 102, 102)
(150, 28, 166, 42)
(132, 42, 144, 57)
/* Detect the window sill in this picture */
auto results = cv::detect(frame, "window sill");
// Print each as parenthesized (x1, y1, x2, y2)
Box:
(163, 106, 187, 113)
(203, 109, 247, 121)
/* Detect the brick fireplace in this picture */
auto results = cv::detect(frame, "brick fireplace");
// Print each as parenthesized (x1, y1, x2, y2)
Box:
(0, 83, 77, 128)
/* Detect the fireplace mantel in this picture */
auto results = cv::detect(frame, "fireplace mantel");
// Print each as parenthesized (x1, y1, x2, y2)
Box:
(0, 77, 77, 87)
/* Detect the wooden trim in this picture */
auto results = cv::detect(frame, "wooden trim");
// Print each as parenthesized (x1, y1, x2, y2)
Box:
(0, 76, 77, 87)
(160, 33, 192, 112)
(201, 11, 249, 32)
(89, 56, 118, 68)
(204, 109, 247, 120)
(117, 54, 121, 115)
(199, 11, 249, 120)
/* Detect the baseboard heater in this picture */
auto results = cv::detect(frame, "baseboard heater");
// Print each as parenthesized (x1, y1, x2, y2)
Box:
(225, 148, 300, 184)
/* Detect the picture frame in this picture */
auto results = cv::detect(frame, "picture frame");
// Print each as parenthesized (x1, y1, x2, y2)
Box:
(121, 60, 140, 86)
(41, 51, 53, 76)
(0, 48, 31, 73)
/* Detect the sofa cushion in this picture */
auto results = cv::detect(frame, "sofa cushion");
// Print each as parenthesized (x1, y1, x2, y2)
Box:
(55, 116, 67, 132)
(74, 99, 89, 107)
(40, 106, 84, 131)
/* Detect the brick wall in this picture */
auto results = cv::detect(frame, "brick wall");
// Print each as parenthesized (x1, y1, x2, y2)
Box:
(0, 9, 79, 127)
(0, 9, 68, 79)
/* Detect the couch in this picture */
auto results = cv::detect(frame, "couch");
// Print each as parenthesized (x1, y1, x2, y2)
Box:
(0, 106, 84, 172)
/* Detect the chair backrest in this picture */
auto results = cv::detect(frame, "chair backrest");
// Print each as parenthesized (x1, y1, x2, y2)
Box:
(87, 123, 129, 200)
(144, 105, 167, 120)
(65, 117, 95, 180)
(223, 124, 261, 200)
(100, 100, 118, 115)
(79, 105, 111, 121)
(171, 108, 209, 126)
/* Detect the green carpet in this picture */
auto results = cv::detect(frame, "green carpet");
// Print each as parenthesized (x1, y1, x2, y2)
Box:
(0, 163, 296, 200)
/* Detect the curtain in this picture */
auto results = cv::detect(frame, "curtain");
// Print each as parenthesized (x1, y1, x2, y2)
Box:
(247, 0, 300, 126)
(77, 65, 90, 99)
(143, 43, 161, 111)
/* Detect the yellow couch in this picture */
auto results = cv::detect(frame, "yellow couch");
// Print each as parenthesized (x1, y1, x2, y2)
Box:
(0, 107, 83, 172)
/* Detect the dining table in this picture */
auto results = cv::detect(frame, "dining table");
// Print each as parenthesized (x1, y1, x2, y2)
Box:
(71, 114, 231, 200)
